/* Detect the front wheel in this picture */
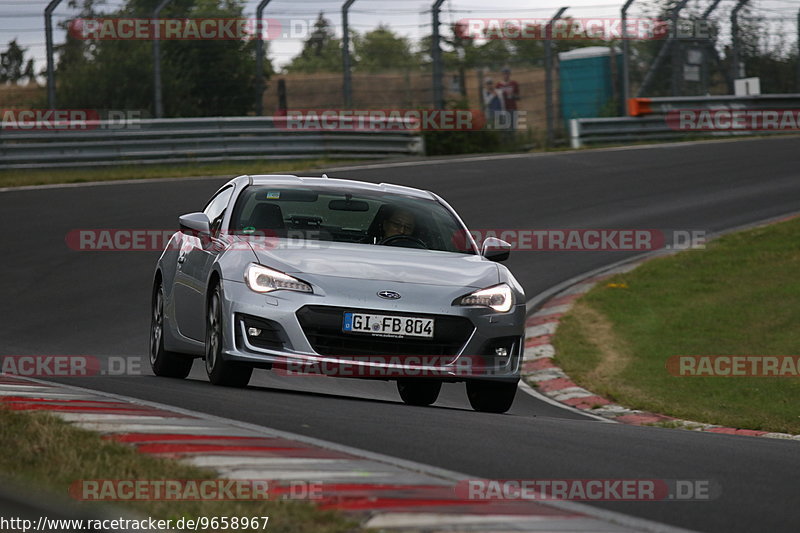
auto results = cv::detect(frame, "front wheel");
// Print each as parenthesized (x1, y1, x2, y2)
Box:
(205, 283, 252, 388)
(149, 281, 193, 379)
(466, 380, 517, 413)
(397, 379, 442, 406)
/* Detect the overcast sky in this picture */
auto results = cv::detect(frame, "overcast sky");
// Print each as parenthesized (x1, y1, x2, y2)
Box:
(0, 0, 797, 76)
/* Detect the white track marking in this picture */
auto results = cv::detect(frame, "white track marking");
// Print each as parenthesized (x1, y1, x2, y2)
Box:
(18, 375, 698, 533)
(365, 513, 619, 530)
(517, 381, 615, 423)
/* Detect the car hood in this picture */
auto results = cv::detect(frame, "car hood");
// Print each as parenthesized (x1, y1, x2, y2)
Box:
(247, 241, 498, 288)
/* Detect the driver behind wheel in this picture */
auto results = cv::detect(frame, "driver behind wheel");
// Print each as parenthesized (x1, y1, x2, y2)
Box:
(382, 207, 416, 239)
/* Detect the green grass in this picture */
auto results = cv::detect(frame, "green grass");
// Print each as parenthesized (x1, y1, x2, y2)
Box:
(0, 158, 364, 188)
(553, 216, 800, 434)
(0, 408, 361, 533)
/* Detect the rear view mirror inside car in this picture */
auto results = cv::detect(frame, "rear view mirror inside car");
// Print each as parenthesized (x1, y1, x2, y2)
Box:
(329, 199, 370, 211)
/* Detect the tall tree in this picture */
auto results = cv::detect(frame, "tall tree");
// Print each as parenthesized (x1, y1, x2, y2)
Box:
(57, 0, 269, 116)
(0, 40, 32, 84)
(353, 25, 412, 72)
(284, 13, 342, 73)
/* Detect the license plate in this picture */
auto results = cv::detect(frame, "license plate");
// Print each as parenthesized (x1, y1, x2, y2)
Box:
(342, 312, 434, 338)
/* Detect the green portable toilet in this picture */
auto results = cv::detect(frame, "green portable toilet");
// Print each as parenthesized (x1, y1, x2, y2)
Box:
(559, 46, 622, 126)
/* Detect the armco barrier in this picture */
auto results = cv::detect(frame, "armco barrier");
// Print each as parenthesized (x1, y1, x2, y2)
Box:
(0, 116, 425, 170)
(628, 94, 800, 117)
(569, 116, 704, 148)
(570, 93, 800, 148)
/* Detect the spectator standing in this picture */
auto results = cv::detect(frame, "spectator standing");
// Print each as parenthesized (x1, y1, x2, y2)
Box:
(482, 78, 505, 126)
(495, 67, 520, 130)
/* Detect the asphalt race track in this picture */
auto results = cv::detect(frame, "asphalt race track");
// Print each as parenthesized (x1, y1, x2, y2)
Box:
(2, 136, 800, 532)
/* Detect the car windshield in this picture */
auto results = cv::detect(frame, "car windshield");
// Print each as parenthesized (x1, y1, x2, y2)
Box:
(229, 185, 476, 254)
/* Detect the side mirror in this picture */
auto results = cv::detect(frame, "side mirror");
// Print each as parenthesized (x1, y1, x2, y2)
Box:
(481, 237, 511, 262)
(178, 212, 211, 235)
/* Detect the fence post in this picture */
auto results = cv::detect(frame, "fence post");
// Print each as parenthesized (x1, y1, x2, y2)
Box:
(342, 0, 357, 107)
(277, 79, 287, 111)
(569, 119, 581, 149)
(621, 0, 635, 115)
(431, 0, 446, 110)
(699, 0, 723, 95)
(255, 0, 273, 116)
(545, 7, 568, 148)
(730, 0, 750, 92)
(152, 0, 174, 118)
(797, 8, 800, 92)
(44, 0, 64, 110)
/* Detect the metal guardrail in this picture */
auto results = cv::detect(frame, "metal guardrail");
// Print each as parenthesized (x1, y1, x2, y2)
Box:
(570, 116, 689, 148)
(0, 116, 425, 170)
(570, 94, 800, 148)
(568, 115, 781, 148)
(628, 94, 800, 116)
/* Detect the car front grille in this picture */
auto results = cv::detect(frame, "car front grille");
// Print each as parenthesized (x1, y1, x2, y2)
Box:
(296, 305, 474, 357)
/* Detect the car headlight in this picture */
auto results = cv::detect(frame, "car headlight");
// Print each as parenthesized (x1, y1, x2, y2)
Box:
(456, 283, 514, 313)
(244, 263, 312, 294)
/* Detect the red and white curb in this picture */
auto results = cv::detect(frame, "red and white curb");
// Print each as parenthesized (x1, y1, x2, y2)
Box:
(522, 261, 800, 442)
(0, 374, 693, 533)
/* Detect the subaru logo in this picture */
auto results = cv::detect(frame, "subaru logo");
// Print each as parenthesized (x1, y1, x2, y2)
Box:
(378, 290, 401, 300)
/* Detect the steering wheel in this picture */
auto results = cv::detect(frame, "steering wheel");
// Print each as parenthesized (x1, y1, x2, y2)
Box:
(378, 234, 429, 249)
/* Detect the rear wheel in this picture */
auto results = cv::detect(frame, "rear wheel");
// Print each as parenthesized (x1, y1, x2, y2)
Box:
(149, 281, 193, 378)
(397, 379, 442, 406)
(205, 283, 252, 387)
(466, 380, 517, 413)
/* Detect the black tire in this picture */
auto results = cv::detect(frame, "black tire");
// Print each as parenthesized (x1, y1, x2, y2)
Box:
(397, 379, 442, 406)
(205, 283, 252, 387)
(466, 380, 518, 413)
(149, 281, 193, 378)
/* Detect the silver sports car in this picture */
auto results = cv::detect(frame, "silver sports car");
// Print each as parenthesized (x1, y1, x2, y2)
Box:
(150, 174, 525, 413)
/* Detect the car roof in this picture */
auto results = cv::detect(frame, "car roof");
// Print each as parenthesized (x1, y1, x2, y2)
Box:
(235, 174, 436, 200)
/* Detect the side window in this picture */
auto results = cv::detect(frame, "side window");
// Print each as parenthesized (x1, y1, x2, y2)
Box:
(203, 186, 234, 233)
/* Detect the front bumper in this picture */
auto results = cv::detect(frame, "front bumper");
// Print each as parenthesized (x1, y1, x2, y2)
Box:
(219, 277, 525, 382)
